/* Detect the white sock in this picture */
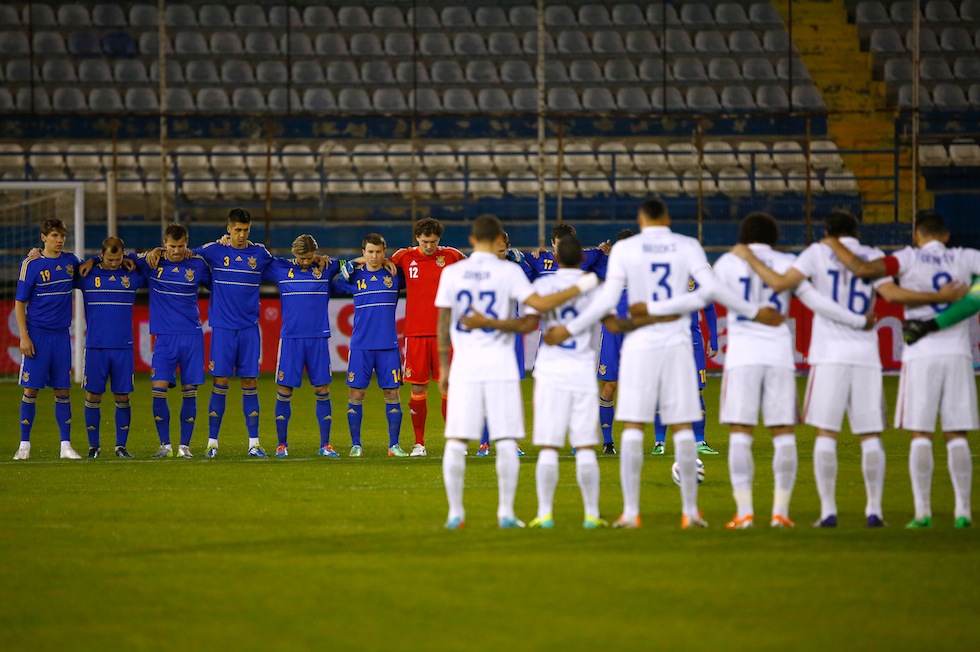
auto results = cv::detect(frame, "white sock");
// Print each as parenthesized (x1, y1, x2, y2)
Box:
(495, 439, 520, 521)
(812, 436, 836, 519)
(535, 448, 559, 519)
(771, 434, 797, 520)
(442, 439, 467, 521)
(947, 438, 972, 520)
(208, 437, 218, 448)
(674, 429, 698, 518)
(728, 433, 754, 518)
(620, 428, 644, 519)
(861, 437, 886, 517)
(909, 438, 934, 519)
(248, 437, 260, 448)
(18, 442, 31, 451)
(60, 440, 75, 452)
(575, 448, 600, 519)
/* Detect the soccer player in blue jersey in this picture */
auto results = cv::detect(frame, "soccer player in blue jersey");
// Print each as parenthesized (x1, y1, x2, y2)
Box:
(265, 234, 341, 457)
(524, 224, 610, 280)
(76, 237, 146, 458)
(597, 229, 636, 456)
(135, 223, 212, 458)
(192, 208, 274, 458)
(652, 287, 720, 456)
(332, 233, 405, 457)
(13, 218, 82, 460)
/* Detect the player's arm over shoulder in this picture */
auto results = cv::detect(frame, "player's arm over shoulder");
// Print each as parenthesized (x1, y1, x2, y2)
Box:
(441, 246, 466, 261)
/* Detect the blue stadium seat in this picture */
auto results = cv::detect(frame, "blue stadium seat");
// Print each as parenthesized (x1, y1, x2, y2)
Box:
(102, 31, 136, 57)
(68, 31, 102, 56)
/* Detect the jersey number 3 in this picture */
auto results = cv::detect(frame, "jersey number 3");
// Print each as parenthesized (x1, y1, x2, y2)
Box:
(456, 290, 497, 332)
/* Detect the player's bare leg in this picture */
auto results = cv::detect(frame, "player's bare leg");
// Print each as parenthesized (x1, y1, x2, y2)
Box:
(769, 425, 797, 527)
(241, 376, 264, 456)
(84, 390, 104, 457)
(943, 431, 972, 528)
(614, 420, 645, 528)
(727, 424, 755, 529)
(907, 431, 935, 528)
(14, 388, 39, 459)
(812, 429, 838, 527)
(671, 422, 706, 528)
(859, 433, 886, 526)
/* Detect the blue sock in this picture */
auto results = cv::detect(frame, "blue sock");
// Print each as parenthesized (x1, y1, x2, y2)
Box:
(654, 409, 666, 445)
(694, 390, 707, 444)
(115, 399, 131, 447)
(243, 387, 260, 439)
(275, 391, 291, 446)
(347, 401, 363, 446)
(599, 398, 615, 446)
(152, 388, 170, 445)
(84, 398, 101, 447)
(54, 396, 72, 442)
(208, 383, 228, 441)
(179, 389, 197, 447)
(316, 390, 332, 447)
(480, 423, 490, 446)
(20, 395, 36, 442)
(385, 398, 402, 448)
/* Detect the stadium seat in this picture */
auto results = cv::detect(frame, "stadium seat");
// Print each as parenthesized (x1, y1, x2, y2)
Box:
(124, 88, 157, 112)
(351, 143, 388, 172)
(379, 32, 413, 57)
(128, 4, 156, 26)
(422, 144, 459, 172)
(0, 5, 19, 26)
(665, 30, 696, 54)
(710, 58, 743, 82)
(612, 4, 644, 25)
(717, 167, 752, 195)
(362, 61, 395, 85)
(466, 61, 499, 84)
(58, 4, 91, 25)
(687, 87, 722, 112)
(290, 171, 321, 198)
(0, 31, 29, 55)
(478, 88, 512, 112)
(420, 33, 453, 56)
(749, 2, 784, 29)
(338, 88, 372, 113)
(722, 86, 757, 111)
(42, 59, 76, 83)
(696, 31, 729, 57)
(432, 61, 464, 84)
(927, 0, 959, 23)
(970, 83, 980, 106)
(232, 88, 266, 113)
(666, 143, 700, 172)
(222, 60, 254, 84)
(856, 1, 891, 27)
(583, 88, 617, 112)
(351, 33, 383, 57)
(268, 88, 300, 113)
(755, 168, 787, 193)
(488, 32, 521, 56)
(763, 29, 796, 54)
(647, 170, 682, 195)
(777, 58, 812, 82)
(639, 58, 670, 82)
(443, 88, 478, 113)
(884, 58, 914, 82)
(681, 3, 715, 29)
(361, 170, 399, 195)
(235, 5, 267, 27)
(737, 141, 774, 170)
(23, 4, 57, 26)
(594, 30, 626, 54)
(181, 172, 217, 200)
(744, 58, 777, 81)
(511, 88, 537, 112)
(546, 5, 578, 26)
(65, 144, 102, 171)
(680, 169, 718, 195)
(406, 5, 439, 27)
(792, 85, 827, 111)
(5, 59, 36, 83)
(475, 6, 507, 27)
(617, 87, 652, 112)
(218, 171, 254, 199)
(918, 143, 950, 166)
(570, 60, 603, 83)
(209, 145, 244, 172)
(933, 83, 970, 109)
(652, 87, 686, 112)
(523, 31, 557, 55)
(772, 141, 807, 169)
(455, 32, 487, 56)
(490, 143, 527, 172)
(246, 33, 278, 55)
(102, 31, 136, 57)
(647, 4, 680, 25)
(397, 171, 434, 197)
(138, 32, 166, 55)
(577, 172, 613, 196)
(605, 59, 639, 83)
(165, 88, 195, 112)
(890, 1, 917, 24)
(16, 88, 50, 112)
(823, 169, 859, 192)
(949, 139, 980, 165)
(175, 32, 208, 55)
(89, 88, 123, 112)
(29, 143, 66, 171)
(870, 28, 905, 55)
(558, 30, 591, 55)
(542, 61, 569, 84)
(172, 144, 209, 170)
(327, 61, 359, 84)
(255, 61, 285, 85)
(338, 6, 371, 27)
(941, 27, 974, 53)
(303, 5, 336, 27)
(186, 61, 219, 84)
(716, 2, 750, 28)
(434, 171, 466, 197)
(730, 30, 765, 55)
(963, 0, 980, 21)
(409, 89, 442, 113)
(674, 58, 708, 83)
(269, 5, 301, 27)
(756, 85, 790, 111)
(626, 30, 660, 54)
(199, 4, 232, 27)
(500, 60, 532, 84)
(292, 61, 325, 85)
(198, 88, 230, 112)
(596, 142, 631, 172)
(955, 56, 980, 80)
(372, 6, 405, 28)
(53, 87, 87, 111)
(279, 144, 315, 172)
(68, 31, 102, 56)
(548, 88, 582, 111)
(316, 34, 349, 57)
(921, 57, 955, 81)
(114, 170, 146, 195)
(211, 32, 243, 55)
(468, 175, 505, 199)
(396, 61, 430, 84)
(442, 7, 474, 28)
(33, 31, 66, 54)
(810, 140, 845, 169)
(907, 28, 941, 52)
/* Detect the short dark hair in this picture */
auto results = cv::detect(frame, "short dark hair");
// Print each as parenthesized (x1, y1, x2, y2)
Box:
(471, 214, 503, 243)
(164, 223, 188, 242)
(615, 228, 635, 243)
(414, 217, 444, 238)
(101, 236, 125, 254)
(825, 210, 859, 238)
(41, 218, 67, 236)
(738, 212, 780, 246)
(362, 233, 386, 249)
(915, 211, 948, 238)
(228, 207, 251, 224)
(556, 234, 584, 267)
(551, 223, 576, 242)
(639, 197, 667, 221)
(502, 230, 511, 247)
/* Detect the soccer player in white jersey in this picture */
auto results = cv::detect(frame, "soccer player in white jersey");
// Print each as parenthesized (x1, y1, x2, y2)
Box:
(822, 213, 978, 529)
(737, 210, 967, 528)
(545, 198, 784, 529)
(435, 215, 599, 529)
(717, 213, 875, 529)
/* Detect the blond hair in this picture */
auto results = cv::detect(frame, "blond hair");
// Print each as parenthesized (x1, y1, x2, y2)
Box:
(292, 234, 318, 255)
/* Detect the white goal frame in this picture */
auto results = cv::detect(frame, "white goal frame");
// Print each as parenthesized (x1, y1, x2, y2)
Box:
(0, 181, 85, 383)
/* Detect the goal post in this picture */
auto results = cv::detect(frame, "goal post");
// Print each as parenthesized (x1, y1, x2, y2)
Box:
(0, 181, 85, 383)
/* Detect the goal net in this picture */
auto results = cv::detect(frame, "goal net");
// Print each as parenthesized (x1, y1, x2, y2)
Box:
(0, 182, 85, 383)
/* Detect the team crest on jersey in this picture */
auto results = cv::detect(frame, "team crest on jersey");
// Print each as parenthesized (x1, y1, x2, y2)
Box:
(121, 275, 131, 289)
(312, 267, 322, 279)
(185, 269, 195, 282)
(598, 364, 607, 375)
(209, 360, 215, 372)
(404, 366, 413, 379)
(383, 275, 393, 288)
(436, 256, 446, 267)
(277, 370, 285, 382)
(248, 257, 257, 269)
(66, 265, 74, 277)
(21, 372, 29, 383)
(688, 279, 696, 292)
(348, 371, 355, 382)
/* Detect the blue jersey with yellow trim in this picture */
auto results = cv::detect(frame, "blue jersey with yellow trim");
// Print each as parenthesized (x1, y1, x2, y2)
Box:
(332, 262, 400, 350)
(76, 263, 146, 348)
(193, 241, 273, 329)
(265, 257, 341, 339)
(134, 253, 211, 335)
(16, 252, 81, 332)
(526, 248, 607, 280)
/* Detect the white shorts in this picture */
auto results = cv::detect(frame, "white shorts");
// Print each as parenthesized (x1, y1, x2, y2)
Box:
(803, 364, 885, 434)
(616, 341, 701, 425)
(895, 356, 979, 432)
(444, 379, 526, 441)
(532, 382, 600, 448)
(720, 365, 797, 427)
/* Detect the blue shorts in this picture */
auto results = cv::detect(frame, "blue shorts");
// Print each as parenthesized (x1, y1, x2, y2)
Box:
(277, 337, 332, 388)
(83, 348, 134, 394)
(347, 348, 401, 389)
(20, 328, 71, 390)
(210, 324, 260, 378)
(693, 338, 707, 390)
(597, 328, 623, 382)
(152, 333, 205, 387)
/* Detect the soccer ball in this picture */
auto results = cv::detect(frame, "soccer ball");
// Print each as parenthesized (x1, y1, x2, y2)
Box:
(671, 459, 705, 486)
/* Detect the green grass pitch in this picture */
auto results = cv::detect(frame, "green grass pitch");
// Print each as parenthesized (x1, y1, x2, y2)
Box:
(1, 373, 977, 651)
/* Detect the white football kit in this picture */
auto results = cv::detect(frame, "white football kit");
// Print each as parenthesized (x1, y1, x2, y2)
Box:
(793, 238, 888, 434)
(525, 269, 602, 448)
(892, 241, 980, 431)
(434, 251, 534, 441)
